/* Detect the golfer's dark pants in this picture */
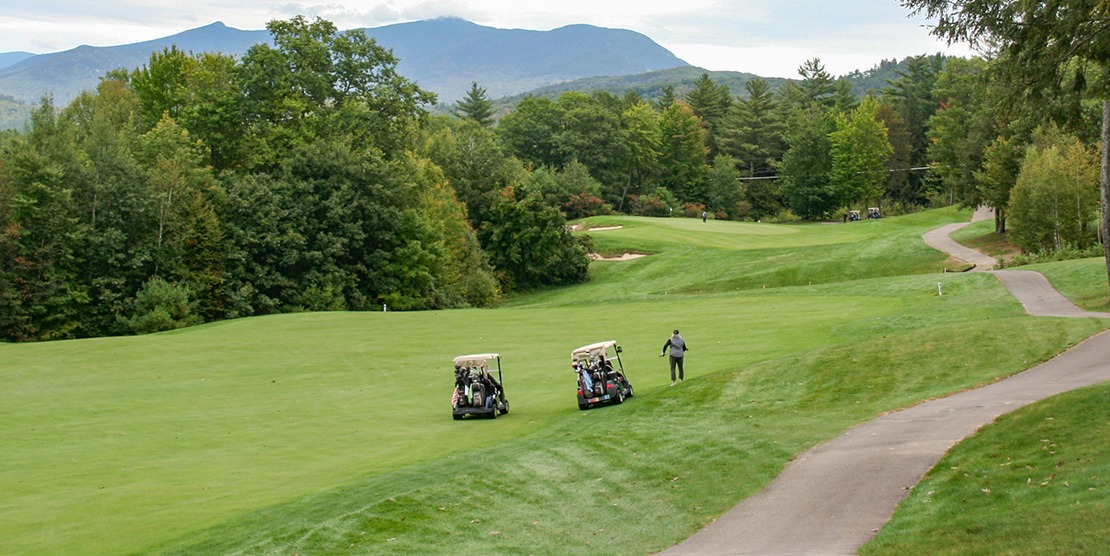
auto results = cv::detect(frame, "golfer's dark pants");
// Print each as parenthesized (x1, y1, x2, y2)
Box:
(669, 355, 684, 381)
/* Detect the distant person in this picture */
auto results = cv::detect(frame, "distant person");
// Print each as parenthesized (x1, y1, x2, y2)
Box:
(660, 329, 689, 386)
(701, 210, 708, 223)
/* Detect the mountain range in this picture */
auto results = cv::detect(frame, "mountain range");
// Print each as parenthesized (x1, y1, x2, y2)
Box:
(0, 18, 688, 107)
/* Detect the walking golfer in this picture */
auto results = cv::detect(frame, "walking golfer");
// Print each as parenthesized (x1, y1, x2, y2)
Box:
(660, 329, 689, 386)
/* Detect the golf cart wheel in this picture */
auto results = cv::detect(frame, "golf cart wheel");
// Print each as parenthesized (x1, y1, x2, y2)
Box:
(613, 388, 624, 404)
(489, 405, 499, 419)
(452, 413, 463, 421)
(578, 402, 588, 411)
(500, 401, 509, 415)
(626, 383, 634, 397)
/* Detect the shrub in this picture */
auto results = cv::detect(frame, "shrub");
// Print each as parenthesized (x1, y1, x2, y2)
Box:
(120, 277, 202, 334)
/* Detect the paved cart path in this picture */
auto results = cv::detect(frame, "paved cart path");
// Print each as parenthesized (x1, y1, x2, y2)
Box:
(660, 209, 1110, 555)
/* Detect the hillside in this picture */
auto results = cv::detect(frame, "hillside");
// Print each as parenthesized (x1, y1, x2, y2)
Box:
(372, 17, 688, 100)
(0, 22, 270, 105)
(0, 18, 687, 107)
(490, 55, 929, 110)
(0, 52, 34, 71)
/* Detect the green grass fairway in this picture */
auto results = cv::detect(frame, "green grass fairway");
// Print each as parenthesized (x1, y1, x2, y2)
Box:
(2, 207, 1107, 554)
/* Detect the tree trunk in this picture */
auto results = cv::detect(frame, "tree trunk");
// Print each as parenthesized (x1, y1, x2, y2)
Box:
(1102, 100, 1110, 303)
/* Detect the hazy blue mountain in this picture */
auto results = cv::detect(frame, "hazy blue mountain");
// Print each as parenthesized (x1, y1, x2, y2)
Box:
(0, 22, 269, 104)
(0, 52, 35, 72)
(0, 17, 687, 105)
(374, 17, 688, 100)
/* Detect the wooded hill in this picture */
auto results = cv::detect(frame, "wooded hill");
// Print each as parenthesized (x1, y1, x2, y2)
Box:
(486, 58, 923, 115)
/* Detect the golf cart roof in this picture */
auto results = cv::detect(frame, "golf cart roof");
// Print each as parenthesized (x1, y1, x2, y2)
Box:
(571, 341, 618, 361)
(453, 353, 500, 367)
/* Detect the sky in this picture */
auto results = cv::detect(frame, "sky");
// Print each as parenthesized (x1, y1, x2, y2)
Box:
(0, 0, 975, 78)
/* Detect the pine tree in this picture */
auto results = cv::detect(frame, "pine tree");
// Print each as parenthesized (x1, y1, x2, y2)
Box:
(454, 82, 495, 127)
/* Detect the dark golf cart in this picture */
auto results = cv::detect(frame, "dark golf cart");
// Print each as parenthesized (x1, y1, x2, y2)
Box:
(451, 353, 508, 420)
(573, 340, 634, 410)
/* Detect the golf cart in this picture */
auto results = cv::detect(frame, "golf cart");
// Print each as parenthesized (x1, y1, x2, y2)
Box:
(451, 353, 508, 420)
(867, 207, 882, 219)
(572, 340, 634, 410)
(847, 210, 861, 222)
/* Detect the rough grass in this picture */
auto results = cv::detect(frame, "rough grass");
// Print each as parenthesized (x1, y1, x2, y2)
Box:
(861, 382, 1110, 555)
(2, 207, 1108, 555)
(1029, 258, 1110, 313)
(948, 218, 1023, 260)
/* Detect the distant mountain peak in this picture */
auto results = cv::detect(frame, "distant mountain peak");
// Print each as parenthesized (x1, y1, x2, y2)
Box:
(0, 17, 688, 105)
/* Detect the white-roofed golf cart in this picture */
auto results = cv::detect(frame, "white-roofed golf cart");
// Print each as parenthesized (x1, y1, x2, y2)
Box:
(572, 340, 634, 410)
(451, 353, 508, 420)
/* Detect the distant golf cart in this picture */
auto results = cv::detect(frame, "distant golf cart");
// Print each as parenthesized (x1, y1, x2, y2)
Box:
(847, 210, 861, 222)
(867, 207, 882, 219)
(573, 341, 634, 410)
(451, 353, 508, 420)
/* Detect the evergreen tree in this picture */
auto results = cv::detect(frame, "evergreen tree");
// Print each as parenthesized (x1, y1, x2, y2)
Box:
(798, 58, 836, 108)
(656, 85, 677, 110)
(453, 81, 496, 127)
(882, 54, 943, 200)
(719, 78, 786, 178)
(685, 73, 732, 157)
(874, 102, 918, 206)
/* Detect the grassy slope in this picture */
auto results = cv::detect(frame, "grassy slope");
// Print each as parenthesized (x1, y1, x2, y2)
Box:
(949, 218, 1110, 312)
(861, 382, 1110, 555)
(1, 207, 1106, 554)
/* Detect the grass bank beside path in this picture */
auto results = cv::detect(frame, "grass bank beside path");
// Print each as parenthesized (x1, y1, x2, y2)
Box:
(2, 207, 1107, 554)
(947, 218, 1022, 262)
(947, 216, 1110, 312)
(861, 382, 1110, 555)
(1030, 259, 1110, 313)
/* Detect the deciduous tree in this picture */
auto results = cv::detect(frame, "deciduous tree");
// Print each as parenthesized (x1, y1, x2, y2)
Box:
(780, 105, 836, 220)
(829, 97, 893, 209)
(902, 0, 1110, 297)
(1009, 126, 1100, 252)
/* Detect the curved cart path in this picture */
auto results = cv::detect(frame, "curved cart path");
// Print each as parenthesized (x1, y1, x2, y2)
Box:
(661, 209, 1110, 555)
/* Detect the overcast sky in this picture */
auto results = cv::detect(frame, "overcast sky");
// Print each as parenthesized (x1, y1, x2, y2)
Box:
(0, 0, 974, 78)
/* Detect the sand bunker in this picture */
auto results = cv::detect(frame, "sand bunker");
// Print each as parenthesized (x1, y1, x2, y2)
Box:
(571, 224, 625, 232)
(588, 252, 646, 261)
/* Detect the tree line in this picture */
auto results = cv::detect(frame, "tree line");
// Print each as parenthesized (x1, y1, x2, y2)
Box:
(2, 6, 1106, 341)
(0, 17, 588, 341)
